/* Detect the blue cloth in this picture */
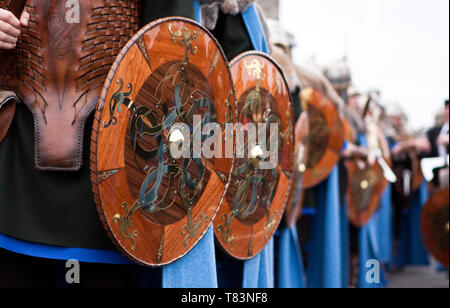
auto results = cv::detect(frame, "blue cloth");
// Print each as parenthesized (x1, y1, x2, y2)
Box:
(193, 0, 201, 22)
(408, 182, 430, 265)
(243, 238, 275, 288)
(0, 234, 131, 264)
(341, 141, 350, 153)
(239, 3, 274, 289)
(161, 0, 219, 289)
(375, 184, 393, 266)
(241, 5, 269, 54)
(162, 225, 218, 288)
(393, 181, 430, 267)
(302, 207, 317, 216)
(276, 225, 306, 288)
(356, 185, 392, 288)
(355, 133, 391, 287)
(340, 199, 350, 288)
(357, 220, 388, 288)
(305, 166, 343, 288)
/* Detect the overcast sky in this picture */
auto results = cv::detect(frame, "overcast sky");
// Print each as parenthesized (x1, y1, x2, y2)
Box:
(279, 0, 449, 130)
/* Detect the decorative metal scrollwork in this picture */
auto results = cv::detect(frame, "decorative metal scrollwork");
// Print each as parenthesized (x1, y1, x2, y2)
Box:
(169, 24, 198, 64)
(244, 59, 266, 81)
(182, 208, 210, 247)
(107, 24, 218, 249)
(217, 74, 282, 245)
(113, 201, 141, 251)
(103, 78, 133, 128)
(216, 210, 239, 251)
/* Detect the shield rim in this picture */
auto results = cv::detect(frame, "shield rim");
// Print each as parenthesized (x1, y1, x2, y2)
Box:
(213, 51, 294, 260)
(90, 17, 236, 266)
(421, 189, 449, 268)
(299, 88, 345, 189)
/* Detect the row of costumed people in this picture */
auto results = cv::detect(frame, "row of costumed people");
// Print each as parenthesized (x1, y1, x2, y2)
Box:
(0, 0, 447, 288)
(270, 19, 449, 288)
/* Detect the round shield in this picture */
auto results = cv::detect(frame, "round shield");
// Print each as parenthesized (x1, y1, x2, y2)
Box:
(410, 152, 424, 194)
(298, 88, 345, 189)
(346, 127, 391, 227)
(346, 162, 385, 227)
(214, 52, 294, 259)
(284, 113, 307, 228)
(90, 18, 236, 266)
(343, 117, 356, 143)
(421, 189, 449, 268)
(392, 150, 424, 209)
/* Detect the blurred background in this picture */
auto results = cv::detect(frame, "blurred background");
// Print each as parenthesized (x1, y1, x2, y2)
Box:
(259, 0, 449, 131)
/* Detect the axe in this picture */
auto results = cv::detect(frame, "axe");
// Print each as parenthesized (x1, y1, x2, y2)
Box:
(421, 155, 449, 182)
(371, 148, 398, 183)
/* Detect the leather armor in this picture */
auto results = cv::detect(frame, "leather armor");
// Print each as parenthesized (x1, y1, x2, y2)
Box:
(0, 0, 140, 171)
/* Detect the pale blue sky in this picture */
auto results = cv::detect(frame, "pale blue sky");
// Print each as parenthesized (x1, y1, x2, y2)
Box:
(280, 0, 449, 130)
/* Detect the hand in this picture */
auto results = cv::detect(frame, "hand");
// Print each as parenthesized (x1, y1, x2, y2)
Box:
(367, 150, 377, 166)
(341, 143, 369, 160)
(0, 8, 29, 50)
(414, 137, 431, 153)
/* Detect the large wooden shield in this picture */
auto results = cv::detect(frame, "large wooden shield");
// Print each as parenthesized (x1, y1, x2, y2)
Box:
(298, 88, 344, 189)
(214, 52, 294, 259)
(284, 113, 307, 228)
(346, 126, 391, 227)
(346, 162, 385, 227)
(421, 189, 449, 268)
(411, 152, 424, 194)
(90, 18, 236, 266)
(392, 151, 424, 209)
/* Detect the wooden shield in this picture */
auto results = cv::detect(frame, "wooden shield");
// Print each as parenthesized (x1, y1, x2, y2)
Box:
(214, 52, 294, 259)
(298, 88, 344, 189)
(343, 117, 356, 143)
(411, 152, 424, 194)
(346, 127, 391, 227)
(421, 189, 449, 268)
(346, 162, 385, 227)
(284, 113, 307, 228)
(90, 18, 236, 266)
(392, 151, 424, 209)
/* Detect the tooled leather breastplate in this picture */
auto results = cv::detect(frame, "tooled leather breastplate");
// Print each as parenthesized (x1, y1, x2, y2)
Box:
(0, 0, 140, 171)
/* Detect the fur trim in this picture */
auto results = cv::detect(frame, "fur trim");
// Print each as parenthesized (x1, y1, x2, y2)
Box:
(200, 0, 257, 30)
(201, 3, 220, 30)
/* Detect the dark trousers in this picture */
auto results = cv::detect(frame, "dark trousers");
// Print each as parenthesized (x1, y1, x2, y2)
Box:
(0, 248, 161, 288)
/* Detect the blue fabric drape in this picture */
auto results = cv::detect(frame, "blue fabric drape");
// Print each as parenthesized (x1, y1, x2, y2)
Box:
(242, 238, 275, 288)
(357, 186, 392, 288)
(276, 225, 306, 288)
(241, 5, 269, 54)
(376, 184, 393, 266)
(393, 181, 430, 267)
(305, 166, 343, 288)
(161, 2, 219, 289)
(0, 234, 132, 264)
(340, 199, 350, 288)
(162, 225, 218, 288)
(357, 219, 388, 288)
(409, 182, 430, 265)
(193, 0, 201, 23)
(238, 3, 275, 289)
(356, 133, 390, 288)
